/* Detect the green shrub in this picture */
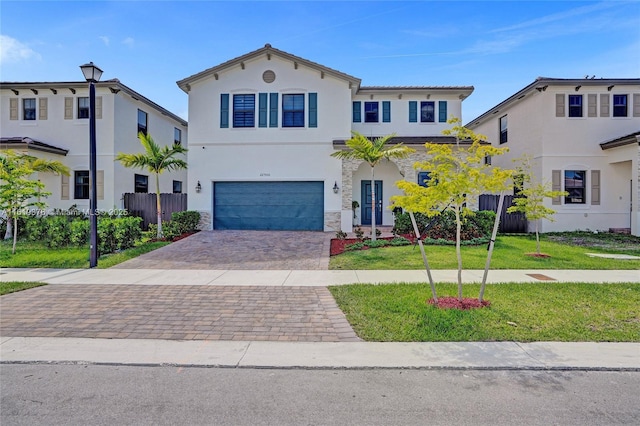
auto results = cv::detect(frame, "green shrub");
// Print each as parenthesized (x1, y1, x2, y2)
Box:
(25, 216, 49, 242)
(389, 237, 411, 246)
(98, 216, 142, 254)
(70, 220, 90, 246)
(45, 215, 72, 248)
(392, 210, 496, 241)
(171, 211, 200, 234)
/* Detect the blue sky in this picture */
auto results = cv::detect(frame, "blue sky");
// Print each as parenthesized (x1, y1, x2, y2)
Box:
(1, 1, 639, 122)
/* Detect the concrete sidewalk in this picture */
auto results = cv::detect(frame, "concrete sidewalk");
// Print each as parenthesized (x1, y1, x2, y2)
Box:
(2, 267, 639, 285)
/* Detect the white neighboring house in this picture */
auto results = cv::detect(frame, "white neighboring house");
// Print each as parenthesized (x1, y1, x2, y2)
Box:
(0, 80, 188, 214)
(466, 77, 640, 236)
(178, 44, 473, 232)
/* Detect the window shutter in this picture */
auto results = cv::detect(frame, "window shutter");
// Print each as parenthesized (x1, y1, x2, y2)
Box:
(409, 101, 417, 122)
(61, 175, 70, 200)
(64, 97, 73, 119)
(381, 101, 391, 123)
(220, 94, 229, 128)
(438, 101, 447, 122)
(552, 170, 561, 205)
(633, 94, 640, 117)
(308, 92, 318, 128)
(9, 98, 18, 120)
(269, 93, 278, 127)
(587, 94, 597, 117)
(38, 98, 48, 120)
(352, 101, 361, 123)
(555, 94, 565, 117)
(600, 94, 610, 117)
(97, 170, 104, 200)
(591, 170, 600, 205)
(258, 93, 268, 127)
(95, 96, 103, 119)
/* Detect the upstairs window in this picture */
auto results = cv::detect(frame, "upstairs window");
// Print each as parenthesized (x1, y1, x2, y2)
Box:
(173, 180, 182, 194)
(174, 128, 182, 145)
(364, 102, 379, 123)
(564, 170, 585, 204)
(499, 115, 508, 144)
(74, 171, 90, 199)
(23, 98, 36, 120)
(417, 171, 431, 187)
(282, 94, 304, 127)
(78, 97, 90, 119)
(613, 94, 627, 117)
(420, 101, 435, 122)
(233, 94, 255, 128)
(135, 174, 148, 193)
(568, 95, 583, 117)
(138, 109, 148, 135)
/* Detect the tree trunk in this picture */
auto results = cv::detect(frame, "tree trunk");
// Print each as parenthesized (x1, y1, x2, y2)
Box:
(535, 221, 540, 254)
(370, 166, 376, 241)
(455, 205, 463, 301)
(4, 215, 13, 240)
(12, 215, 18, 254)
(410, 211, 437, 302)
(480, 191, 504, 302)
(155, 174, 163, 239)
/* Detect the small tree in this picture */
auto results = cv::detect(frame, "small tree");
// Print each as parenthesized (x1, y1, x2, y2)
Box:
(331, 132, 414, 241)
(0, 150, 70, 253)
(116, 133, 187, 239)
(392, 118, 513, 302)
(507, 158, 568, 255)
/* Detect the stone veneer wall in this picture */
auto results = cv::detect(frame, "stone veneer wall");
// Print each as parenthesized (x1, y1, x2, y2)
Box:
(324, 212, 341, 232)
(197, 210, 212, 231)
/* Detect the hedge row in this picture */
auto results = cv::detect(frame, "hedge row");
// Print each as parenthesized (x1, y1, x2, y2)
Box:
(393, 210, 495, 241)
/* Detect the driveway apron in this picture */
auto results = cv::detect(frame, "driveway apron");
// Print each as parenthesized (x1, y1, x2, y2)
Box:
(112, 230, 332, 270)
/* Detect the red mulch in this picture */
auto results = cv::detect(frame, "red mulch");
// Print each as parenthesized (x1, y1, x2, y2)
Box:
(428, 297, 491, 310)
(330, 234, 416, 256)
(525, 253, 551, 258)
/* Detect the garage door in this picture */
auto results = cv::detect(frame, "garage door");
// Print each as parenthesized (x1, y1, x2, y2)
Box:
(214, 181, 324, 231)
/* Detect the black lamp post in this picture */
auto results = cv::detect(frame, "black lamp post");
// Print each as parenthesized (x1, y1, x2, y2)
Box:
(80, 62, 103, 268)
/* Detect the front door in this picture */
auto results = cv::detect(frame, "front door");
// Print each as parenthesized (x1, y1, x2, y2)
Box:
(361, 180, 382, 226)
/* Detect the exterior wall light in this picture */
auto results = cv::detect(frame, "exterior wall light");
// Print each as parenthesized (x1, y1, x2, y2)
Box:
(333, 181, 339, 194)
(195, 181, 202, 193)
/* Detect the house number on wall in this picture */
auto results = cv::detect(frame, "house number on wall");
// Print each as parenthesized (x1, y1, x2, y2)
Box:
(260, 173, 271, 177)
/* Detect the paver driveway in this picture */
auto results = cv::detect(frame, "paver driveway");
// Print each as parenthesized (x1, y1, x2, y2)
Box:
(112, 230, 332, 270)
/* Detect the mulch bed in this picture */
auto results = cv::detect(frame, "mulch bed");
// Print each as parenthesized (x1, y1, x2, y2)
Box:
(428, 297, 491, 310)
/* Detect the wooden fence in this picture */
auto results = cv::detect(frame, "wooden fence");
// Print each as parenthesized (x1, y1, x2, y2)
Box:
(123, 193, 187, 230)
(479, 194, 528, 233)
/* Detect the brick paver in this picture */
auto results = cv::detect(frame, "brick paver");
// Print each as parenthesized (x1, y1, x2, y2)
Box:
(111, 230, 332, 270)
(0, 284, 360, 342)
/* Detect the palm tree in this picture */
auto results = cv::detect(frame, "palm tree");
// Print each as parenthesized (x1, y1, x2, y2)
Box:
(331, 132, 414, 241)
(115, 133, 187, 239)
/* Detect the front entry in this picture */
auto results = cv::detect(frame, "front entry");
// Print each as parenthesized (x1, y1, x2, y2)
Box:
(361, 180, 382, 226)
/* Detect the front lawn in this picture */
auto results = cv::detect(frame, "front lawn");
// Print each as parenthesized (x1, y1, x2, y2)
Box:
(0, 281, 46, 295)
(329, 234, 640, 270)
(329, 282, 640, 342)
(0, 240, 170, 269)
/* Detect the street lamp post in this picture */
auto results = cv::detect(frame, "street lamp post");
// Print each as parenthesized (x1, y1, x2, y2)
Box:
(80, 62, 103, 268)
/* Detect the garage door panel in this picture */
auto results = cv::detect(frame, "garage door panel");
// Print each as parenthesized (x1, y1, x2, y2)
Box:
(214, 181, 324, 231)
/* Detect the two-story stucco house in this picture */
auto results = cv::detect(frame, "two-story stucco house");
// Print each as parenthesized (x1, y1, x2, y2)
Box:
(466, 77, 640, 236)
(0, 79, 188, 213)
(178, 44, 473, 232)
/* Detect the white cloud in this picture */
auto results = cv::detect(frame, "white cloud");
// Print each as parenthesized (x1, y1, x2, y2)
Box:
(122, 37, 134, 48)
(99, 36, 110, 47)
(0, 34, 41, 64)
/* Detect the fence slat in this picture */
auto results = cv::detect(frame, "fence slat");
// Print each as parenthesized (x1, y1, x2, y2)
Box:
(479, 194, 527, 233)
(123, 193, 187, 230)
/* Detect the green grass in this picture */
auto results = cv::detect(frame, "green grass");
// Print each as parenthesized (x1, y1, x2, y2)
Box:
(330, 234, 640, 270)
(329, 282, 640, 342)
(0, 240, 170, 269)
(0, 281, 46, 295)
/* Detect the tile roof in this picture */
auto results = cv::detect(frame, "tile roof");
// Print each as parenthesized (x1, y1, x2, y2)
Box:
(599, 130, 640, 150)
(0, 137, 69, 156)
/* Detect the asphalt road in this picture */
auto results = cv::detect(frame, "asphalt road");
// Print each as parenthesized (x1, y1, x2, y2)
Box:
(1, 365, 639, 425)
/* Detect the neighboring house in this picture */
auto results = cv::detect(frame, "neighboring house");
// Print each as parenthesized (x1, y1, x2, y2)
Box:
(0, 80, 188, 213)
(466, 77, 640, 236)
(178, 44, 473, 232)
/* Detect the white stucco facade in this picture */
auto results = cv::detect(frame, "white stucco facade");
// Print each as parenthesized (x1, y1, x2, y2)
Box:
(467, 78, 640, 236)
(1, 81, 188, 213)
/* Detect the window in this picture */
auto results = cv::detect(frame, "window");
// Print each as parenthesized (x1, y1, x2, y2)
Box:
(138, 109, 148, 135)
(417, 171, 431, 187)
(173, 180, 182, 194)
(74, 171, 90, 199)
(135, 174, 148, 193)
(613, 94, 627, 117)
(568, 95, 583, 117)
(420, 101, 435, 122)
(499, 115, 508, 144)
(364, 102, 379, 123)
(78, 97, 89, 119)
(564, 170, 586, 204)
(484, 155, 492, 165)
(23, 98, 36, 120)
(233, 94, 255, 127)
(174, 128, 182, 145)
(282, 94, 304, 127)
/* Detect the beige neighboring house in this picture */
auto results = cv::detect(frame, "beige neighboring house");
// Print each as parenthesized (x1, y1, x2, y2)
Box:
(178, 43, 474, 232)
(0, 80, 188, 213)
(466, 77, 640, 236)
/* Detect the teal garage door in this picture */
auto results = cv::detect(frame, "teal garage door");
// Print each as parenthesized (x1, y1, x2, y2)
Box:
(214, 181, 324, 231)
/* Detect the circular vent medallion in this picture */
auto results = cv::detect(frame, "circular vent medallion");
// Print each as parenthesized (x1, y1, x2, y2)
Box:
(262, 70, 276, 83)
